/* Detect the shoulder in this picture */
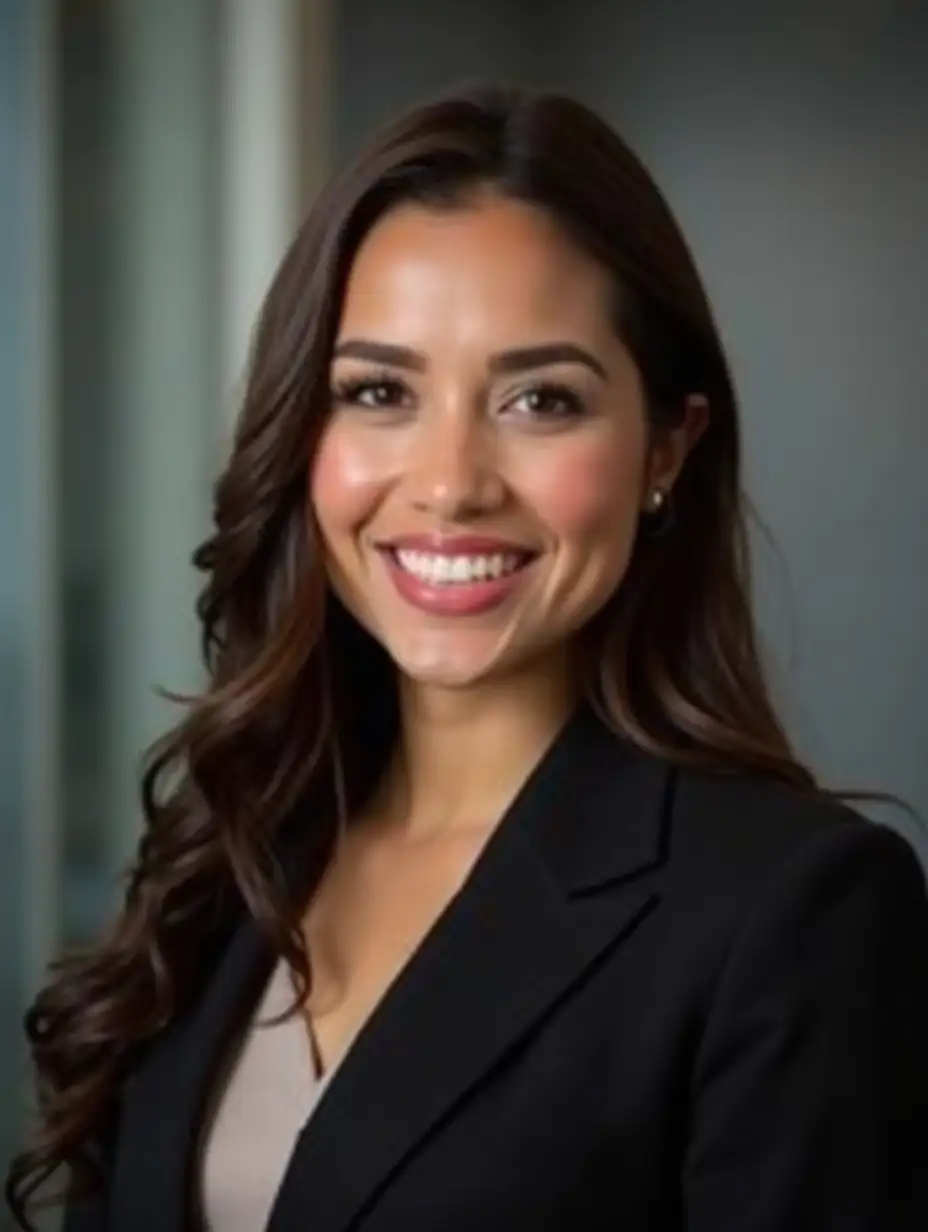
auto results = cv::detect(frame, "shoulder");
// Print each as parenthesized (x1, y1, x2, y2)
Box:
(660, 761, 925, 935)
(671, 764, 872, 868)
(658, 773, 928, 1224)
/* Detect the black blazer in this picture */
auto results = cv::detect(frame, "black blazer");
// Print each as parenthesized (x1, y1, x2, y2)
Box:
(64, 707, 928, 1231)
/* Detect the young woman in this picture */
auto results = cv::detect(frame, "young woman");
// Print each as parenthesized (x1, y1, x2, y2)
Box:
(8, 86, 928, 1232)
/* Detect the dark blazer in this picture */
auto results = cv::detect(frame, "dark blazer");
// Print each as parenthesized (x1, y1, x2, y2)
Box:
(64, 706, 928, 1231)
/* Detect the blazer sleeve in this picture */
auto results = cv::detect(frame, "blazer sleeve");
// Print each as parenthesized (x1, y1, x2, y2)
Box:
(682, 819, 928, 1231)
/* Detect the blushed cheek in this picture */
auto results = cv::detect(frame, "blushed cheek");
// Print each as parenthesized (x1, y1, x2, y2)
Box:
(525, 436, 642, 540)
(309, 425, 387, 531)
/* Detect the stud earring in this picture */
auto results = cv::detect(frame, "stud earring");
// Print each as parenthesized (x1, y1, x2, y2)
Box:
(641, 487, 674, 537)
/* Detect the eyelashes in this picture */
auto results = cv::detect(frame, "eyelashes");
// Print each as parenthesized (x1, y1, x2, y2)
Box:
(330, 369, 412, 410)
(508, 384, 586, 420)
(329, 370, 589, 422)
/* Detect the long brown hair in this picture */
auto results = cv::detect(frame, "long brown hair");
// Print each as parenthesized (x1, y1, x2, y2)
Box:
(6, 84, 900, 1227)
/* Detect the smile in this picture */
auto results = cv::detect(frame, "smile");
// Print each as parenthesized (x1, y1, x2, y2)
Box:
(377, 544, 538, 616)
(393, 549, 529, 586)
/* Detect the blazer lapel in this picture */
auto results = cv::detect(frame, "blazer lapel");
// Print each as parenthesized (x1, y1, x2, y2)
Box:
(267, 704, 672, 1232)
(110, 910, 274, 1231)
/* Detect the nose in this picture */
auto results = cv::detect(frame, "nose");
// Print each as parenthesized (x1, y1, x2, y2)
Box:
(406, 409, 505, 521)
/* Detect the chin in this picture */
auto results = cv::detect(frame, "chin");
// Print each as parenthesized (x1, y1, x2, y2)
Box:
(388, 641, 512, 691)
(394, 660, 500, 691)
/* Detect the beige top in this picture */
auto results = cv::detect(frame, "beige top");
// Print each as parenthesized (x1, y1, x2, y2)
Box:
(198, 959, 339, 1231)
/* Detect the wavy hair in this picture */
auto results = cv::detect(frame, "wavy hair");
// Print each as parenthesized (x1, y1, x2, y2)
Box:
(6, 85, 900, 1227)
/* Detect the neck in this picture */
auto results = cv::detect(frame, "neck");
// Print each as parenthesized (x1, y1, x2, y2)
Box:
(376, 654, 579, 837)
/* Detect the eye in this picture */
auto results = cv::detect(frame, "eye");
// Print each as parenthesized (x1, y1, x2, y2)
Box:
(330, 372, 413, 410)
(504, 383, 586, 421)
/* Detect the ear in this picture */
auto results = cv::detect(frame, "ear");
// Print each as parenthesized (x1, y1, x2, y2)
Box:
(643, 393, 710, 505)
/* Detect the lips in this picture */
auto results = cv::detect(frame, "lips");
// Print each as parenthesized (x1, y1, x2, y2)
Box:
(374, 534, 539, 615)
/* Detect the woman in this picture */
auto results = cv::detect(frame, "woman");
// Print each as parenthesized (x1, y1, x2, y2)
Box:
(7, 86, 928, 1231)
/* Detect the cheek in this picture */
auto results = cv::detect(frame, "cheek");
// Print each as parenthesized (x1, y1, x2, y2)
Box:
(309, 423, 387, 536)
(522, 433, 643, 542)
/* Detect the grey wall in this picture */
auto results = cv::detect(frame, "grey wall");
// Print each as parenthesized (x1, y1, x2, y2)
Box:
(334, 0, 928, 859)
(333, 0, 537, 158)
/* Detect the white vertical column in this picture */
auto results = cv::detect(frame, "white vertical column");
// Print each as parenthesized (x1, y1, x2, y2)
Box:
(218, 0, 333, 430)
(105, 0, 218, 871)
(219, 0, 302, 418)
(102, 0, 334, 876)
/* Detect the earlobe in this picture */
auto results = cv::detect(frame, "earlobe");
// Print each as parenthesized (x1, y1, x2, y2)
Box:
(640, 484, 675, 537)
(641, 393, 709, 515)
(644, 487, 668, 515)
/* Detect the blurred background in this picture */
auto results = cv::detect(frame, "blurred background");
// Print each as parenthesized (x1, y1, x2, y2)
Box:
(2, 0, 926, 1201)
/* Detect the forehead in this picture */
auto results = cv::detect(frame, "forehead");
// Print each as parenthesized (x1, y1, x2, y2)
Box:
(335, 196, 617, 350)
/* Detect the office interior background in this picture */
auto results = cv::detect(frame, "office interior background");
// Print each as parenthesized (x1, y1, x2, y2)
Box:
(2, 0, 927, 1203)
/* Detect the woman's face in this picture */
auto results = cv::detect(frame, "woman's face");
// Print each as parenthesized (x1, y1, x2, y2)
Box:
(311, 194, 701, 690)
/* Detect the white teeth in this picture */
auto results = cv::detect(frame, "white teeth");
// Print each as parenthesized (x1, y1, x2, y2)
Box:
(393, 550, 526, 586)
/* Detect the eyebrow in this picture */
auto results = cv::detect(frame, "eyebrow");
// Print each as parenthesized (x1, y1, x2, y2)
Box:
(331, 338, 608, 381)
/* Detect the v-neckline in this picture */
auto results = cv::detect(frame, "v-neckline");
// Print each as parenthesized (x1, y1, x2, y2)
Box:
(286, 963, 344, 1087)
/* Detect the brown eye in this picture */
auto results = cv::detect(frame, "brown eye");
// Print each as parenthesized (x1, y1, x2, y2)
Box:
(506, 383, 586, 420)
(331, 375, 411, 409)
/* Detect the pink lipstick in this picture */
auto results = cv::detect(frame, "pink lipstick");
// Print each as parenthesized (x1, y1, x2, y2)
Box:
(376, 534, 538, 616)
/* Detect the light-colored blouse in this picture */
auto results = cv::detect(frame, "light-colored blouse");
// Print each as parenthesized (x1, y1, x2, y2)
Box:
(198, 959, 339, 1231)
